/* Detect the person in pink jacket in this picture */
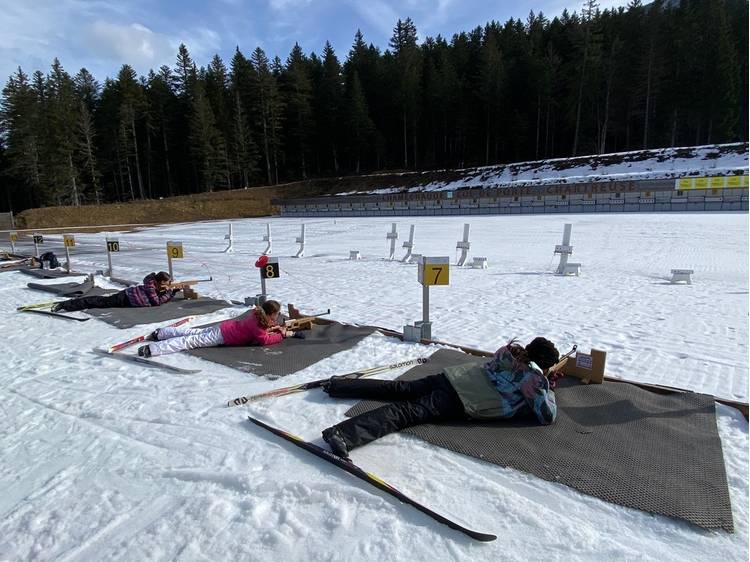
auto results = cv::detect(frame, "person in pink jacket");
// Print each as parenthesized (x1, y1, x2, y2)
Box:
(138, 300, 293, 357)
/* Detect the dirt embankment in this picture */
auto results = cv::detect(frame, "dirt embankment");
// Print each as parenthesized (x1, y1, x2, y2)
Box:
(14, 169, 456, 230)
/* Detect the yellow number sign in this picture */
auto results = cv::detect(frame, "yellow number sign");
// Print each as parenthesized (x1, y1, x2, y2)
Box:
(9, 232, 18, 242)
(419, 257, 450, 286)
(424, 264, 449, 285)
(166, 242, 184, 259)
(63, 235, 75, 247)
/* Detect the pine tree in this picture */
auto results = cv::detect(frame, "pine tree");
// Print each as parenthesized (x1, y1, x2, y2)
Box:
(0, 68, 43, 206)
(116, 65, 146, 199)
(389, 18, 421, 168)
(283, 43, 314, 179)
(251, 47, 283, 184)
(46, 59, 83, 205)
(189, 79, 227, 192)
(345, 71, 375, 173)
(478, 29, 504, 164)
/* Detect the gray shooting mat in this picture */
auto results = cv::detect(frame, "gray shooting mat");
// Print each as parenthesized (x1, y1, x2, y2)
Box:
(187, 315, 376, 377)
(18, 268, 88, 279)
(26, 278, 99, 296)
(345, 348, 734, 531)
(85, 296, 233, 329)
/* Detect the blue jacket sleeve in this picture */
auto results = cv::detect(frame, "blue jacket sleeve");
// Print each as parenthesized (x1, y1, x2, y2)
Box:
(520, 372, 557, 425)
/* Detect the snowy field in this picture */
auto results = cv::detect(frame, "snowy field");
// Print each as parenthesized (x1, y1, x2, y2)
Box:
(1, 212, 747, 561)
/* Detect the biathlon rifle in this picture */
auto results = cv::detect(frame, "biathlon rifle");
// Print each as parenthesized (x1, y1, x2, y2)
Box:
(167, 277, 212, 290)
(282, 309, 331, 331)
(545, 344, 577, 375)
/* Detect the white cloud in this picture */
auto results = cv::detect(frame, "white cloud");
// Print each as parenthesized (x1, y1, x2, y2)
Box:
(86, 21, 174, 69)
(347, 0, 401, 38)
(268, 0, 313, 11)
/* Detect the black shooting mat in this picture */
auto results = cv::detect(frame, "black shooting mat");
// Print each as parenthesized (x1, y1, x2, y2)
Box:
(18, 268, 88, 279)
(345, 348, 734, 531)
(85, 296, 233, 329)
(187, 315, 376, 377)
(26, 278, 100, 296)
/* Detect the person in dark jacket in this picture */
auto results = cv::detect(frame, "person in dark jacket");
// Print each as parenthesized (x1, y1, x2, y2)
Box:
(321, 337, 560, 459)
(51, 272, 178, 312)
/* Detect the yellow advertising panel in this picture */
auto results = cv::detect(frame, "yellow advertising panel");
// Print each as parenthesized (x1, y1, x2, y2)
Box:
(675, 175, 748, 190)
(63, 235, 75, 247)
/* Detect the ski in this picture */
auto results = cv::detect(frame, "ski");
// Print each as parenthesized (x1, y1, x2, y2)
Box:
(21, 309, 90, 322)
(227, 357, 430, 407)
(107, 316, 196, 353)
(91, 348, 201, 374)
(247, 415, 497, 542)
(16, 300, 60, 311)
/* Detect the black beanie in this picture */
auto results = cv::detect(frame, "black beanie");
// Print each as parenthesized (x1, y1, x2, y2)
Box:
(525, 337, 560, 370)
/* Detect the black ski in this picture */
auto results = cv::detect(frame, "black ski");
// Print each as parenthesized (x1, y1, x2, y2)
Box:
(247, 415, 497, 542)
(91, 348, 201, 374)
(21, 309, 90, 322)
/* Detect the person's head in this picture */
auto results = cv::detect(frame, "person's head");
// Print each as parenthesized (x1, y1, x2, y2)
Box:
(255, 299, 281, 327)
(155, 271, 171, 292)
(524, 337, 560, 371)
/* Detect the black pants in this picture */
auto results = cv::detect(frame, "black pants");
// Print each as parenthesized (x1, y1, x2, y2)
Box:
(59, 290, 130, 311)
(326, 374, 466, 451)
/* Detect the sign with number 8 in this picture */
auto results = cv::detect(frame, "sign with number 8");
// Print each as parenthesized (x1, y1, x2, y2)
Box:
(260, 257, 280, 279)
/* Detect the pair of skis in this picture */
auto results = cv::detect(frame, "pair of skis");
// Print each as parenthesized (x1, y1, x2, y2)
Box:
(92, 317, 201, 374)
(227, 357, 430, 406)
(17, 300, 91, 322)
(248, 415, 497, 542)
(241, 356, 495, 541)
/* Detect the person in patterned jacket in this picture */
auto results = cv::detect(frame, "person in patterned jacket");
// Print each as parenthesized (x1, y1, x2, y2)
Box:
(320, 337, 560, 459)
(52, 272, 178, 312)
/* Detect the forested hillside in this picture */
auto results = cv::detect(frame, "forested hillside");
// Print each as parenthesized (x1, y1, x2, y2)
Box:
(1, 0, 746, 213)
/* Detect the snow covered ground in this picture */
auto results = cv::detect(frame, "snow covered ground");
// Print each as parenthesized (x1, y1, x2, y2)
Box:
(1, 212, 747, 561)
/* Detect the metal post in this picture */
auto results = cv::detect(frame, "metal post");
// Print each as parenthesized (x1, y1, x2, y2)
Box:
(9, 234, 15, 254)
(223, 223, 234, 253)
(263, 223, 272, 255)
(168, 255, 173, 279)
(260, 272, 267, 297)
(107, 247, 113, 277)
(555, 223, 573, 274)
(65, 245, 71, 273)
(422, 284, 430, 324)
(294, 224, 305, 258)
(386, 223, 398, 260)
(456, 223, 471, 266)
(401, 225, 415, 262)
(33, 235, 40, 258)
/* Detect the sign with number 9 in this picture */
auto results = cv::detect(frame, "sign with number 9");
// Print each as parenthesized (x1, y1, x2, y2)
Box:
(166, 242, 184, 259)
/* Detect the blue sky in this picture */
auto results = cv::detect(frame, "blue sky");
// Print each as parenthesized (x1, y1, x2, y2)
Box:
(0, 0, 631, 84)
